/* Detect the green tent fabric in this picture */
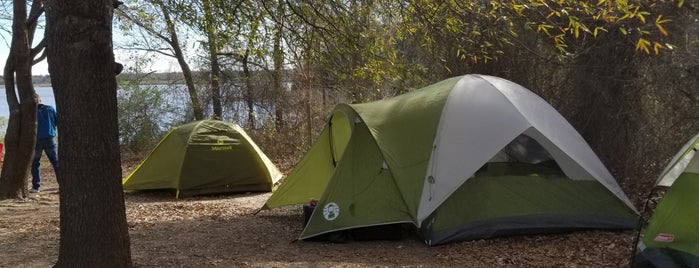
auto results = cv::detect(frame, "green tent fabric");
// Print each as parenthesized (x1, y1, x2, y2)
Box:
(633, 134, 699, 267)
(264, 74, 638, 246)
(122, 120, 282, 198)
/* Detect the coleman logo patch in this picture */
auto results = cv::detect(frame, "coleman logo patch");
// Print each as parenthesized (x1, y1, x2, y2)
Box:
(323, 202, 340, 221)
(654, 233, 675, 243)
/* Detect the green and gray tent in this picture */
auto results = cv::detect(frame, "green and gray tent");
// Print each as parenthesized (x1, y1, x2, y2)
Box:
(633, 134, 699, 267)
(263, 74, 637, 246)
(123, 120, 282, 198)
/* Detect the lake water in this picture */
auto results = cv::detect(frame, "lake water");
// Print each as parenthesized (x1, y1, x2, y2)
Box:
(0, 85, 272, 128)
(0, 87, 56, 118)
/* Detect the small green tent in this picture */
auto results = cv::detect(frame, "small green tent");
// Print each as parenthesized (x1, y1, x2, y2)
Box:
(122, 120, 282, 197)
(633, 134, 699, 267)
(263, 74, 637, 246)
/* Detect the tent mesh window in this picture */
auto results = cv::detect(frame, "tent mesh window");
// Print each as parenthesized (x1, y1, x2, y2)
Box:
(476, 134, 563, 179)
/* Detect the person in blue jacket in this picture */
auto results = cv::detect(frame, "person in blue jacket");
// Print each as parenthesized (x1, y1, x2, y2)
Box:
(30, 93, 59, 193)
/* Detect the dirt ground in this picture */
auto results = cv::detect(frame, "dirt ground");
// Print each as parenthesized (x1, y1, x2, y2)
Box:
(0, 161, 637, 268)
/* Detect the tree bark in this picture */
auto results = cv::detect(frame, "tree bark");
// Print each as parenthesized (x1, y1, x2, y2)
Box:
(44, 0, 132, 266)
(272, 0, 285, 132)
(241, 50, 255, 128)
(0, 0, 40, 200)
(303, 36, 313, 146)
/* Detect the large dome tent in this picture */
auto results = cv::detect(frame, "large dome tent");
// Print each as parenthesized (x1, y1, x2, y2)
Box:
(263, 74, 637, 246)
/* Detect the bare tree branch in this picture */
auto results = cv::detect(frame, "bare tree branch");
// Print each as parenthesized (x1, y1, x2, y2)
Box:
(126, 46, 176, 58)
(115, 7, 173, 45)
(26, 0, 43, 27)
(30, 37, 44, 58)
(31, 43, 47, 65)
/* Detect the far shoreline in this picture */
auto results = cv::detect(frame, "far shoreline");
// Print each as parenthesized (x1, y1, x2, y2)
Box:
(0, 84, 52, 89)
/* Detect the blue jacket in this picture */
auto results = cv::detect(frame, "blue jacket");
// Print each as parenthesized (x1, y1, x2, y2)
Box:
(37, 104, 57, 139)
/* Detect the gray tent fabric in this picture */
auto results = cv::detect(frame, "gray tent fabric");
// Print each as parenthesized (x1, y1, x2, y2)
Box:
(418, 75, 636, 222)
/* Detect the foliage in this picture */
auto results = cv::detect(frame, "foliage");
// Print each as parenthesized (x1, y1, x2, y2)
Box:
(115, 0, 195, 59)
(117, 66, 185, 154)
(398, 0, 685, 65)
(112, 0, 688, 132)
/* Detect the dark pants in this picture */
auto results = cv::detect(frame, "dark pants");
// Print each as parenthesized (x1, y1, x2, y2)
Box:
(31, 137, 59, 190)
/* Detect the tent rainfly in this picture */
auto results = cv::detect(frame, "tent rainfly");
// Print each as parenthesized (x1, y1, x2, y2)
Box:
(633, 133, 699, 268)
(122, 120, 282, 198)
(263, 74, 638, 246)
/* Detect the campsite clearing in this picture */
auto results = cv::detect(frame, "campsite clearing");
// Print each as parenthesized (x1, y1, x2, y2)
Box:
(0, 160, 635, 267)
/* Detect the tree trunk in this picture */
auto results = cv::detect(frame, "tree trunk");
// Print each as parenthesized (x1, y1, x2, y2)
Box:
(0, 0, 39, 200)
(203, 0, 222, 119)
(157, 1, 204, 120)
(241, 50, 255, 128)
(272, 0, 284, 132)
(44, 0, 132, 266)
(304, 37, 313, 146)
